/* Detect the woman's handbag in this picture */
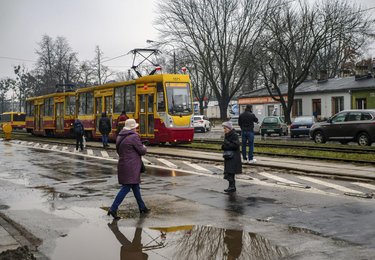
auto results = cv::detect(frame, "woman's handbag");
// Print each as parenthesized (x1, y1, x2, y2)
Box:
(223, 150, 234, 159)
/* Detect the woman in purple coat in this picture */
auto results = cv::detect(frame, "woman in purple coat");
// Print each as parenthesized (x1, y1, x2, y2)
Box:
(108, 119, 150, 219)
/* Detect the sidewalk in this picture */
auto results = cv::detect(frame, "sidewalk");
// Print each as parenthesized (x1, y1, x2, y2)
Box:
(0, 214, 21, 254)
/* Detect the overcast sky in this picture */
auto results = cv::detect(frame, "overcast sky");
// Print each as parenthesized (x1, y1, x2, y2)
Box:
(0, 0, 374, 79)
(0, 0, 159, 79)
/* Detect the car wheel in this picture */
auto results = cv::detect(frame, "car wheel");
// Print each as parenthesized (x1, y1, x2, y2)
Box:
(284, 129, 288, 136)
(313, 131, 326, 144)
(357, 132, 371, 146)
(291, 134, 295, 138)
(202, 127, 206, 133)
(267, 133, 271, 137)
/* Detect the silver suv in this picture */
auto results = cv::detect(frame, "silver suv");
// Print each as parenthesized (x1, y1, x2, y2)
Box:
(309, 109, 375, 146)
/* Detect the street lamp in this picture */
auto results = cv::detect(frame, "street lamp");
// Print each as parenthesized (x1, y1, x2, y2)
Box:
(146, 40, 176, 74)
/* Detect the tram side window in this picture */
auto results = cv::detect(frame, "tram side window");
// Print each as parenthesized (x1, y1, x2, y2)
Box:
(79, 92, 94, 115)
(2, 114, 11, 122)
(114, 86, 125, 113)
(26, 101, 34, 116)
(157, 83, 165, 112)
(44, 97, 54, 116)
(65, 96, 75, 116)
(13, 114, 25, 121)
(125, 85, 135, 113)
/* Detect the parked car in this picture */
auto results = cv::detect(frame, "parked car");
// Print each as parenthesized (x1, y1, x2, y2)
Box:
(290, 116, 316, 138)
(193, 115, 211, 132)
(260, 116, 288, 136)
(309, 109, 375, 146)
(229, 115, 260, 134)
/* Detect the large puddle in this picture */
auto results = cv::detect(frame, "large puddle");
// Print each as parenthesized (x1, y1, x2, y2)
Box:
(51, 223, 290, 260)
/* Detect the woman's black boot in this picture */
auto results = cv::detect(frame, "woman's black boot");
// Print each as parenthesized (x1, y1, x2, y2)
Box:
(140, 208, 151, 214)
(107, 210, 120, 220)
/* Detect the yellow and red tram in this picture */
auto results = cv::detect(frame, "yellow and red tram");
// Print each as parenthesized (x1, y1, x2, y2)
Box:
(0, 111, 26, 130)
(25, 91, 76, 136)
(25, 74, 194, 144)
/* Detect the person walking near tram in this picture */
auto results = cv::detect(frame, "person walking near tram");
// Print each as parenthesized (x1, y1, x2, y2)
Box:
(99, 112, 111, 148)
(238, 104, 258, 164)
(116, 111, 127, 135)
(108, 118, 150, 219)
(73, 118, 85, 152)
(221, 121, 242, 193)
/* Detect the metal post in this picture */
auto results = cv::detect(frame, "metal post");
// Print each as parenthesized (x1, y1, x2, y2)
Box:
(173, 51, 176, 74)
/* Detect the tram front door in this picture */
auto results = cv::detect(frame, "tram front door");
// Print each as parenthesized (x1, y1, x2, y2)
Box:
(138, 93, 154, 138)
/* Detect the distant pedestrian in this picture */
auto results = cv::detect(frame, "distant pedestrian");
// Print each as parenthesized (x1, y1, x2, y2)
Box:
(73, 119, 85, 151)
(221, 121, 242, 193)
(99, 112, 111, 148)
(238, 104, 258, 164)
(116, 111, 127, 135)
(108, 118, 150, 219)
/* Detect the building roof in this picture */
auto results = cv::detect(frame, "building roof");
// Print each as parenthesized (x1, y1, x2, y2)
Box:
(239, 76, 375, 98)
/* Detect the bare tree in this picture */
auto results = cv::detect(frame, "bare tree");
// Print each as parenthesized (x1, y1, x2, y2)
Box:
(256, 0, 373, 124)
(35, 35, 79, 93)
(92, 45, 114, 85)
(13, 65, 37, 111)
(0, 78, 15, 113)
(156, 0, 269, 119)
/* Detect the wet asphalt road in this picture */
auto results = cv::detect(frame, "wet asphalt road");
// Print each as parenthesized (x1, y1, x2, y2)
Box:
(1, 140, 375, 259)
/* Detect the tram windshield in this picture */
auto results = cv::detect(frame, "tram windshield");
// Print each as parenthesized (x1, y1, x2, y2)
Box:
(166, 83, 192, 115)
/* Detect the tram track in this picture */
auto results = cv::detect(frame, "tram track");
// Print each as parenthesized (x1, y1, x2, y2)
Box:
(194, 138, 375, 155)
(6, 132, 375, 183)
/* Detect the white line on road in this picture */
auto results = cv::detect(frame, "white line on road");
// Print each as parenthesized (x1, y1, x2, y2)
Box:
(157, 158, 177, 168)
(213, 165, 224, 171)
(352, 182, 375, 191)
(258, 172, 299, 184)
(87, 149, 94, 156)
(183, 161, 213, 173)
(101, 150, 110, 158)
(51, 145, 57, 150)
(42, 144, 49, 148)
(142, 157, 151, 165)
(62, 147, 68, 151)
(297, 176, 364, 194)
(33, 143, 40, 147)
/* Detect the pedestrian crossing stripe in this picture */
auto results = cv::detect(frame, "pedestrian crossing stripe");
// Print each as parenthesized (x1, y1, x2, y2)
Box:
(87, 149, 94, 156)
(258, 172, 299, 185)
(100, 150, 110, 158)
(157, 158, 177, 168)
(51, 145, 57, 150)
(142, 157, 152, 165)
(297, 176, 363, 194)
(182, 161, 213, 173)
(352, 182, 375, 191)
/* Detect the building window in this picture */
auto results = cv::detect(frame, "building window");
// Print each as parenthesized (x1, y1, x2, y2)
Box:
(312, 99, 321, 118)
(332, 96, 344, 115)
(292, 99, 302, 117)
(356, 98, 367, 109)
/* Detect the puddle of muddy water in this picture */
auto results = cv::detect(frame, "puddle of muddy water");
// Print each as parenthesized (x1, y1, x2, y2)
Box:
(50, 223, 290, 260)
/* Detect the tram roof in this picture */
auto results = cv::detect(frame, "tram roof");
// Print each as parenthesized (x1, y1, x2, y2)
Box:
(26, 91, 76, 101)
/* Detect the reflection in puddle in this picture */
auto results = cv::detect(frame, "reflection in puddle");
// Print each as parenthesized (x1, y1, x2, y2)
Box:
(51, 223, 289, 260)
(145, 167, 191, 177)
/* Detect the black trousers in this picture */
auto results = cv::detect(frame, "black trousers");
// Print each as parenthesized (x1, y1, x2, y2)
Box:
(76, 134, 83, 150)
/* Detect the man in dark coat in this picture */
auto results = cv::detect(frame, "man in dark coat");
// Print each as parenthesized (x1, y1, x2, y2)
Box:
(108, 119, 150, 219)
(99, 112, 111, 148)
(73, 119, 84, 151)
(238, 104, 258, 164)
(221, 121, 242, 192)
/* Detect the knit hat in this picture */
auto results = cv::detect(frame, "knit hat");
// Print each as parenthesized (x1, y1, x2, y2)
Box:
(222, 121, 233, 130)
(124, 119, 139, 130)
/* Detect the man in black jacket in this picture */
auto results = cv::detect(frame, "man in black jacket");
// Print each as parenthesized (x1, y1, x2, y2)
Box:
(99, 112, 111, 148)
(238, 104, 258, 164)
